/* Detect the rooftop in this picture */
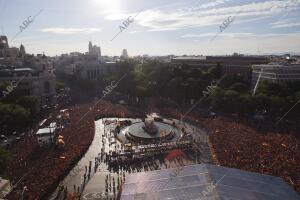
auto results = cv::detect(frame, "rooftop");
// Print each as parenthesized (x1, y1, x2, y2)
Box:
(121, 163, 300, 200)
(36, 123, 57, 136)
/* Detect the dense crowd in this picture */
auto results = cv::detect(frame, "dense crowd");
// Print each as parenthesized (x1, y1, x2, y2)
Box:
(5, 101, 144, 199)
(209, 118, 300, 194)
(5, 101, 300, 199)
(160, 107, 300, 194)
(105, 143, 194, 174)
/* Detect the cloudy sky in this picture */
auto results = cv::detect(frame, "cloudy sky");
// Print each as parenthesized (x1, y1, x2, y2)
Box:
(1, 0, 300, 56)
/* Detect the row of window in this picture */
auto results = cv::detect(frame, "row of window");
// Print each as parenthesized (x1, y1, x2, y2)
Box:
(87, 69, 104, 80)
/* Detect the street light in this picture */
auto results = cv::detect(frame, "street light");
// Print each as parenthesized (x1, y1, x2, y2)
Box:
(21, 186, 27, 200)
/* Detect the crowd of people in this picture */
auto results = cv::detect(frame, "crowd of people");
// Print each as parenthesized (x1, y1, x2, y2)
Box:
(5, 100, 299, 199)
(5, 101, 144, 199)
(160, 107, 300, 194)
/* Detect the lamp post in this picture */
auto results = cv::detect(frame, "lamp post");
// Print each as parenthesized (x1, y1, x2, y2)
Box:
(21, 186, 27, 200)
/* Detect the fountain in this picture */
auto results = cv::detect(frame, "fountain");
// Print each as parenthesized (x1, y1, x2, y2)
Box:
(142, 117, 158, 135)
(117, 117, 181, 144)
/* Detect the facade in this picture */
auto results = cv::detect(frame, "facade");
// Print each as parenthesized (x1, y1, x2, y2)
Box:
(0, 35, 22, 64)
(76, 61, 119, 80)
(171, 56, 269, 68)
(121, 49, 128, 59)
(0, 36, 8, 49)
(222, 65, 252, 81)
(171, 55, 269, 80)
(88, 41, 101, 58)
(55, 42, 120, 80)
(0, 36, 56, 105)
(0, 67, 56, 104)
(251, 64, 300, 87)
(19, 44, 26, 58)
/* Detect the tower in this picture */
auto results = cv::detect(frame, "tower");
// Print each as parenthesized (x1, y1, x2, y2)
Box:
(88, 41, 92, 53)
(19, 43, 26, 57)
(0, 35, 8, 49)
(121, 49, 128, 58)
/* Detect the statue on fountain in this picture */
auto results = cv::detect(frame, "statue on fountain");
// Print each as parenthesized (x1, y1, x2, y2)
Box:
(143, 117, 158, 135)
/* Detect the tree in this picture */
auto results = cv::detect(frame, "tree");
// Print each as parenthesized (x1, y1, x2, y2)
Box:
(208, 63, 222, 79)
(269, 96, 285, 115)
(17, 96, 41, 118)
(222, 90, 240, 113)
(253, 94, 271, 113)
(0, 103, 30, 134)
(208, 87, 225, 111)
(237, 95, 255, 114)
(55, 81, 67, 92)
(0, 147, 10, 176)
(256, 80, 287, 97)
(229, 82, 249, 93)
(220, 74, 247, 89)
(295, 91, 300, 100)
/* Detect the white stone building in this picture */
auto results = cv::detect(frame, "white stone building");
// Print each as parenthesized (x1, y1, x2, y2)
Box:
(251, 64, 300, 87)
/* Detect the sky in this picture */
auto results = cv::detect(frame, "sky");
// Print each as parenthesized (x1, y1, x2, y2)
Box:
(0, 0, 300, 56)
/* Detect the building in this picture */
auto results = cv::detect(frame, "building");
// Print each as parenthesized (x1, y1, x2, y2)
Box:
(54, 42, 120, 80)
(0, 35, 25, 64)
(121, 49, 128, 59)
(120, 163, 300, 200)
(0, 36, 8, 49)
(88, 41, 101, 58)
(222, 65, 252, 81)
(19, 43, 26, 58)
(251, 63, 300, 88)
(0, 36, 56, 105)
(76, 61, 119, 80)
(0, 66, 56, 104)
(171, 55, 269, 80)
(171, 55, 269, 68)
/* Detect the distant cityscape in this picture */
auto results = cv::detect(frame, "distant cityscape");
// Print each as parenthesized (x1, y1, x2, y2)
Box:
(0, 30, 300, 200)
(1, 34, 300, 105)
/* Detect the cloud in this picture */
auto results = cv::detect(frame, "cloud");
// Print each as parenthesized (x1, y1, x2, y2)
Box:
(185, 0, 232, 11)
(104, 11, 130, 20)
(181, 32, 255, 38)
(103, 0, 300, 32)
(40, 28, 102, 34)
(181, 32, 300, 39)
(271, 18, 300, 28)
(128, 30, 142, 34)
(273, 22, 300, 28)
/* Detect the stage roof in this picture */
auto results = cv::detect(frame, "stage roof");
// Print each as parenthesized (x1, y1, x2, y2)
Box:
(121, 164, 300, 200)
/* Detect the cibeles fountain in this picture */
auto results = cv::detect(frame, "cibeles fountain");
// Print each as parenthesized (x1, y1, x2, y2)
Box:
(116, 116, 182, 144)
(142, 118, 159, 135)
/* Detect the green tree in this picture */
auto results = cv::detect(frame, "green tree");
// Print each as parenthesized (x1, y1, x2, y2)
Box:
(0, 103, 30, 134)
(256, 80, 287, 97)
(55, 81, 66, 92)
(0, 147, 10, 176)
(208, 64, 222, 79)
(229, 82, 249, 93)
(253, 94, 271, 113)
(222, 90, 240, 113)
(208, 87, 225, 110)
(17, 96, 41, 118)
(220, 74, 246, 89)
(237, 95, 255, 114)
